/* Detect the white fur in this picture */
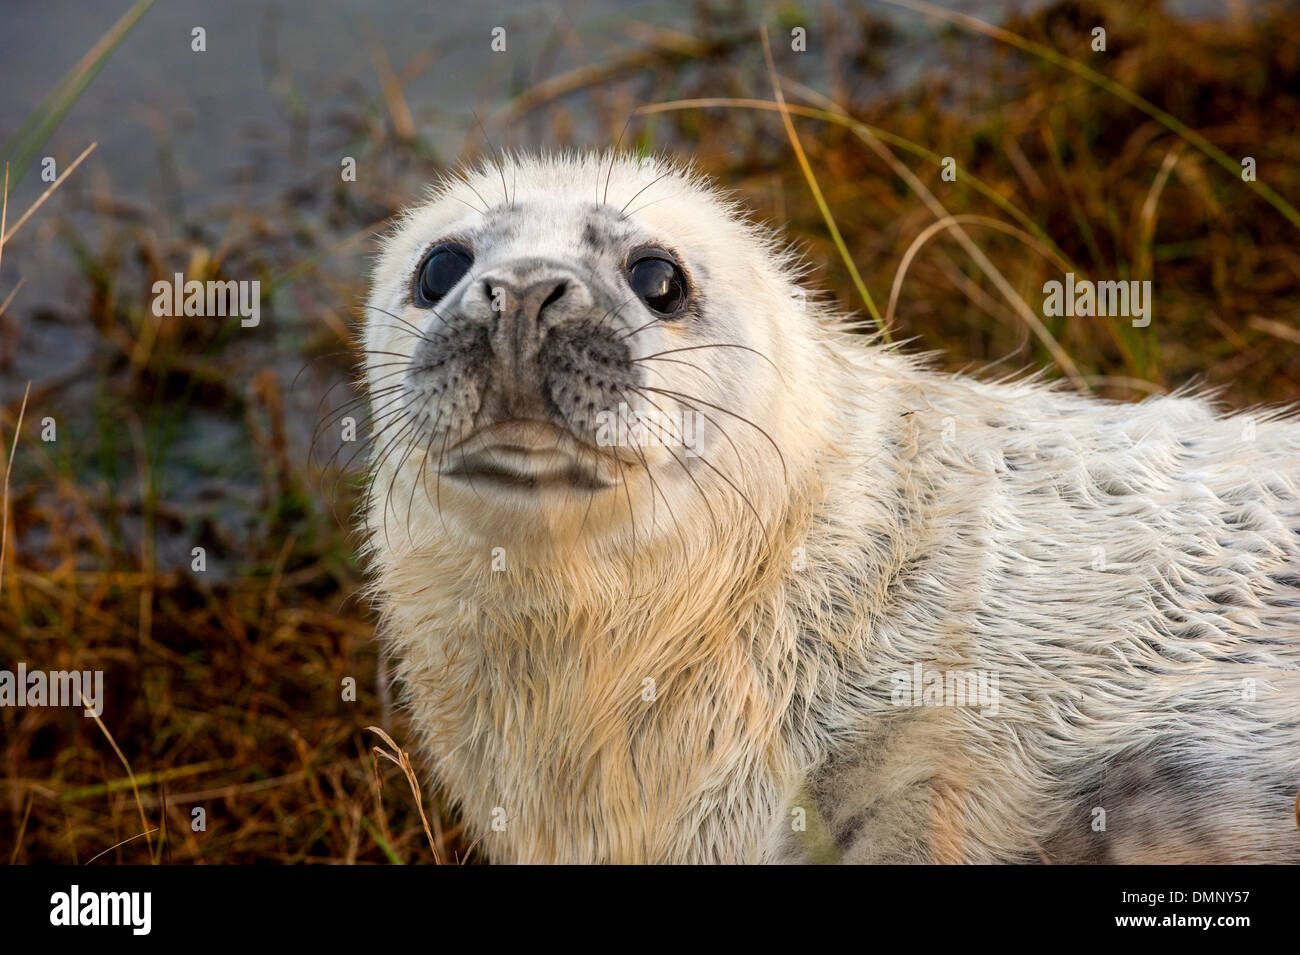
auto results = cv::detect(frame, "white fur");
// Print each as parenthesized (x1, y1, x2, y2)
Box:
(361, 152, 1300, 863)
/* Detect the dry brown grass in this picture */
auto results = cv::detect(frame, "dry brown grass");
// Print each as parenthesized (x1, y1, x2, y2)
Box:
(2, 0, 1298, 864)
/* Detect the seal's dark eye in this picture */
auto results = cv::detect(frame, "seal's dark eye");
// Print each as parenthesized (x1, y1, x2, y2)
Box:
(415, 244, 473, 307)
(628, 255, 688, 317)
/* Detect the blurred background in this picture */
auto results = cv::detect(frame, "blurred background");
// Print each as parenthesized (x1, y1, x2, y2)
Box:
(2, 0, 1298, 863)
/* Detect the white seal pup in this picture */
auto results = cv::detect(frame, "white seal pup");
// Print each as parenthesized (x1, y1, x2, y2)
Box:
(361, 152, 1300, 863)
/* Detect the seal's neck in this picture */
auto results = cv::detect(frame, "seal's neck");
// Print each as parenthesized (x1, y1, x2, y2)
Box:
(373, 478, 820, 862)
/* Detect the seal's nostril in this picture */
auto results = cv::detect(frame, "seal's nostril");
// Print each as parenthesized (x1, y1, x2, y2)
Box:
(540, 281, 567, 314)
(482, 280, 496, 301)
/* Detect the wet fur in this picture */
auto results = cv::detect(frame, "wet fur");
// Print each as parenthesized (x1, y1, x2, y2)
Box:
(361, 152, 1300, 863)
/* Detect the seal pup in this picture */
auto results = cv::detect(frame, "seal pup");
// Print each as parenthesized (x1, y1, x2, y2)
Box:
(360, 151, 1300, 863)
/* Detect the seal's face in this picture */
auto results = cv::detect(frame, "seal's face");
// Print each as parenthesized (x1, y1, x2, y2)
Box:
(398, 202, 699, 492)
(364, 154, 823, 549)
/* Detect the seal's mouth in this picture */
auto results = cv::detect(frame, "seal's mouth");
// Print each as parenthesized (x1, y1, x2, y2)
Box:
(441, 419, 621, 490)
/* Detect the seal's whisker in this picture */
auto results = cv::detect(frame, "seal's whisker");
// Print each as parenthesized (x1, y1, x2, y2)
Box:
(312, 371, 406, 441)
(567, 287, 638, 340)
(432, 424, 454, 537)
(634, 386, 748, 479)
(451, 168, 493, 215)
(620, 386, 726, 541)
(642, 385, 788, 484)
(634, 342, 784, 379)
(382, 386, 442, 545)
(353, 347, 420, 362)
(628, 355, 711, 377)
(621, 189, 688, 221)
(289, 348, 362, 393)
(614, 315, 661, 343)
(318, 419, 400, 528)
(616, 386, 722, 549)
(367, 413, 425, 550)
(621, 442, 686, 602)
(618, 170, 675, 219)
(340, 403, 413, 497)
(308, 392, 403, 475)
(406, 409, 445, 542)
(363, 303, 465, 345)
(469, 109, 512, 209)
(602, 125, 634, 207)
(309, 383, 405, 462)
(442, 192, 493, 219)
(625, 386, 774, 548)
(315, 376, 401, 424)
(315, 383, 406, 448)
(611, 450, 641, 560)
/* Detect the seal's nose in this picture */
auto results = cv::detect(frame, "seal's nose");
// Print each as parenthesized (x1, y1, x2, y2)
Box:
(478, 265, 592, 372)
(483, 276, 568, 328)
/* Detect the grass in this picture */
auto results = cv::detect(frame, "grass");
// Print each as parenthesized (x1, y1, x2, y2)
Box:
(2, 0, 1299, 864)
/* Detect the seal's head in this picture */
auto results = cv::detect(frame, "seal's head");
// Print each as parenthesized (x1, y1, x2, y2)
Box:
(364, 153, 838, 556)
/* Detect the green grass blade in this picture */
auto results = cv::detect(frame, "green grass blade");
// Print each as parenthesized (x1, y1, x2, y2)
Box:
(0, 0, 155, 189)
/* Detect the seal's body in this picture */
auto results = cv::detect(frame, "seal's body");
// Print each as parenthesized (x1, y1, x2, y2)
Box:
(363, 153, 1300, 863)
